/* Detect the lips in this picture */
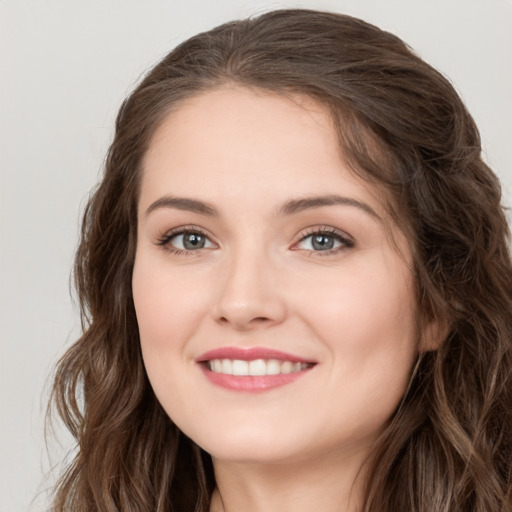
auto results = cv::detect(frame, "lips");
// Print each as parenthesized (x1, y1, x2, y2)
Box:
(197, 346, 313, 363)
(196, 346, 316, 392)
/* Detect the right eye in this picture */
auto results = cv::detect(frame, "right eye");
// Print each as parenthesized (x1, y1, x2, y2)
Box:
(157, 229, 216, 254)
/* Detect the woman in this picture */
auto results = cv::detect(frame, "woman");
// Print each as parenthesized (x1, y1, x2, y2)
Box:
(50, 9, 512, 512)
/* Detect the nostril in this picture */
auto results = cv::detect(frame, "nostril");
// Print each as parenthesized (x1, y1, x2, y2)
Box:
(215, 314, 275, 330)
(217, 316, 269, 323)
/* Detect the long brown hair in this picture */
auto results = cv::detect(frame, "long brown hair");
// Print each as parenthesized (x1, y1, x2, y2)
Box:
(50, 9, 512, 511)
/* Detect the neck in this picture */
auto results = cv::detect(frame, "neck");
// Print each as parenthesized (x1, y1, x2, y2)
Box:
(209, 447, 369, 512)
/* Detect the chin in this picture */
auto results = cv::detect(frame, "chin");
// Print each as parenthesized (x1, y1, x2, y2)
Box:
(186, 423, 308, 464)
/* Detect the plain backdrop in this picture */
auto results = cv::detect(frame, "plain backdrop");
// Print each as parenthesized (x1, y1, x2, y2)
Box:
(1, 1, 511, 510)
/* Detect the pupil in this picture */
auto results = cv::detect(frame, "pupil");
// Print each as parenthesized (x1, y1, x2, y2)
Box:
(183, 233, 205, 250)
(312, 234, 334, 250)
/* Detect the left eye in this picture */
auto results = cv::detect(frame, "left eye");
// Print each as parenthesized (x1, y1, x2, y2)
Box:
(296, 231, 352, 251)
(169, 231, 215, 250)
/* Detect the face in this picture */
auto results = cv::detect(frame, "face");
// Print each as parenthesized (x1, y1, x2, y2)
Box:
(132, 86, 421, 465)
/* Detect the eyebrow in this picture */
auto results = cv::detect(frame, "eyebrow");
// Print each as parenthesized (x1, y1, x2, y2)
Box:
(278, 195, 380, 220)
(145, 196, 218, 217)
(145, 194, 380, 220)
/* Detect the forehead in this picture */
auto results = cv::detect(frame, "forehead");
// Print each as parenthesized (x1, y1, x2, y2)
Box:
(144, 86, 337, 173)
(142, 86, 386, 210)
(139, 86, 412, 260)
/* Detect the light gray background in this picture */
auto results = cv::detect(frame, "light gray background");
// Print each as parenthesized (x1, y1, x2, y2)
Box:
(1, 1, 511, 511)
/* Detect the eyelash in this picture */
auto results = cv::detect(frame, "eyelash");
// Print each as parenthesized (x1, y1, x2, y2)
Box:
(156, 225, 214, 256)
(293, 226, 354, 256)
(155, 225, 354, 256)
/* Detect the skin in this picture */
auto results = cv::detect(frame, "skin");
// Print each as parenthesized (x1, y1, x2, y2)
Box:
(132, 86, 431, 512)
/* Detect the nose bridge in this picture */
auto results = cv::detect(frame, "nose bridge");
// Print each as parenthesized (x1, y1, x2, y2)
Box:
(213, 237, 286, 329)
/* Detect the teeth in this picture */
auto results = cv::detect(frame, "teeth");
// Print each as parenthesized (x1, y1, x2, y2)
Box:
(249, 359, 266, 376)
(232, 360, 249, 376)
(207, 358, 309, 376)
(221, 359, 233, 374)
(267, 359, 281, 375)
(281, 361, 293, 374)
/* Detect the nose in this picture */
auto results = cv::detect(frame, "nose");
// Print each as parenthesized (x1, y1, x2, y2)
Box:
(212, 246, 287, 331)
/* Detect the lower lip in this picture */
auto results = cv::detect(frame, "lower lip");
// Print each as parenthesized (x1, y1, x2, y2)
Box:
(200, 365, 312, 392)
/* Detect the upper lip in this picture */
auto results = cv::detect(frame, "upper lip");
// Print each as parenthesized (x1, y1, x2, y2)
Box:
(196, 346, 315, 364)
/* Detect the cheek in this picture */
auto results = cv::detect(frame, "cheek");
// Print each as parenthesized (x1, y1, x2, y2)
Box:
(131, 256, 207, 415)
(301, 276, 417, 444)
(303, 257, 416, 341)
(132, 278, 177, 348)
(132, 255, 208, 348)
(299, 256, 418, 395)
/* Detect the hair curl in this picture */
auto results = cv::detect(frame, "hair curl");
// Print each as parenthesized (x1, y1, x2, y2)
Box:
(50, 9, 512, 511)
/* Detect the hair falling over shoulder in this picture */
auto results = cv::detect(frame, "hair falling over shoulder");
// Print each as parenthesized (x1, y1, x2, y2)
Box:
(49, 9, 512, 512)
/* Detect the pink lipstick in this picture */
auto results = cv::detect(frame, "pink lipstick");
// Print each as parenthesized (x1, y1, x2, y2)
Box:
(196, 346, 315, 392)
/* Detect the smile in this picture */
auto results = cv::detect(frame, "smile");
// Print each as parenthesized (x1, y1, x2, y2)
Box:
(207, 359, 310, 376)
(197, 347, 316, 392)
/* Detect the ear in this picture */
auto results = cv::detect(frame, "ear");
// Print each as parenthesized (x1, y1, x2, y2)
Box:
(419, 316, 450, 352)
